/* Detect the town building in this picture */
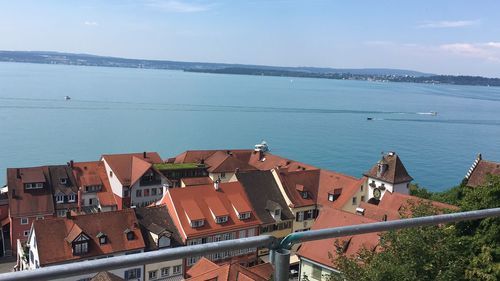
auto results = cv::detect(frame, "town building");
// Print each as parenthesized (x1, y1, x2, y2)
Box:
(236, 170, 295, 260)
(134, 206, 184, 281)
(297, 208, 380, 281)
(185, 257, 273, 281)
(49, 165, 79, 218)
(18, 209, 145, 281)
(157, 181, 262, 276)
(72, 161, 118, 213)
(101, 152, 169, 209)
(464, 154, 500, 188)
(363, 152, 413, 202)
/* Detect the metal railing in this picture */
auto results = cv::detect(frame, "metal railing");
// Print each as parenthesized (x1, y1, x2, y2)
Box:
(1, 207, 499, 281)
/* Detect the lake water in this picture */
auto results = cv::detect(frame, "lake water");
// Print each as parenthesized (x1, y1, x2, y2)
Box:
(1, 62, 500, 191)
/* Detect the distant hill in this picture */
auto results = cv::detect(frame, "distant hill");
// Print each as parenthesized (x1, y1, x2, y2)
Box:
(1, 50, 498, 86)
(0, 50, 431, 77)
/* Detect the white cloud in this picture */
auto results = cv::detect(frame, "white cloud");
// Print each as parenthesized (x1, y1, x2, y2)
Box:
(417, 20, 479, 29)
(146, 0, 211, 13)
(439, 42, 500, 63)
(84, 21, 99, 26)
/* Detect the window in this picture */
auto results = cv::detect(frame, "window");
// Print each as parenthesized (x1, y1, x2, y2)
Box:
(274, 209, 281, 216)
(136, 189, 142, 197)
(57, 210, 66, 217)
(312, 265, 322, 280)
(21, 218, 28, 225)
(161, 267, 170, 277)
(239, 230, 246, 238)
(173, 265, 182, 275)
(305, 209, 314, 220)
(109, 171, 113, 177)
(151, 188, 157, 196)
(216, 216, 228, 224)
(239, 212, 251, 220)
(247, 228, 255, 237)
(296, 211, 304, 222)
(220, 172, 226, 178)
(361, 196, 365, 202)
(24, 230, 29, 237)
(125, 229, 135, 240)
(73, 241, 89, 255)
(36, 216, 44, 220)
(98, 234, 107, 245)
(148, 270, 157, 280)
(328, 193, 334, 202)
(60, 178, 67, 185)
(222, 233, 231, 240)
(123, 190, 129, 197)
(125, 268, 141, 280)
(89, 198, 94, 205)
(190, 219, 204, 228)
(157, 188, 163, 195)
(55, 195, 64, 203)
(301, 191, 308, 199)
(187, 257, 198, 266)
(144, 188, 150, 196)
(361, 185, 364, 191)
(68, 194, 76, 202)
(352, 196, 357, 205)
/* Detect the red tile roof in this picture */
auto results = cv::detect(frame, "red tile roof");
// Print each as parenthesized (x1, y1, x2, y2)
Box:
(297, 208, 380, 268)
(276, 169, 321, 208)
(73, 161, 117, 207)
(360, 192, 458, 221)
(159, 181, 261, 240)
(364, 152, 413, 184)
(181, 177, 213, 186)
(186, 258, 271, 281)
(33, 209, 144, 266)
(7, 166, 55, 217)
(101, 152, 162, 186)
(466, 159, 500, 187)
(317, 170, 365, 209)
(20, 167, 46, 183)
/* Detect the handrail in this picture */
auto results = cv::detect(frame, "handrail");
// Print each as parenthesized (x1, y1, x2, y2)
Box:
(0, 208, 499, 281)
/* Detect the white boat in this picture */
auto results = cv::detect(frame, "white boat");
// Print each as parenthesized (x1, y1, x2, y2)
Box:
(64, 96, 71, 100)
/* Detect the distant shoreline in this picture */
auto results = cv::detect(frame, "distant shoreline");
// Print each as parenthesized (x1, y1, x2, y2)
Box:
(1, 50, 499, 87)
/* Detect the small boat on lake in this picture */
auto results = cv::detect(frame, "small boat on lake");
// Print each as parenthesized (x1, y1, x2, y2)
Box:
(367, 117, 373, 120)
(64, 96, 71, 100)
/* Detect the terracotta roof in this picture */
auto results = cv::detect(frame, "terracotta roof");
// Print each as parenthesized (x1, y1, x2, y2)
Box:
(248, 263, 274, 280)
(91, 272, 124, 281)
(175, 150, 254, 164)
(236, 170, 294, 224)
(73, 161, 117, 207)
(364, 152, 413, 184)
(360, 192, 458, 221)
(33, 209, 144, 266)
(186, 258, 269, 281)
(159, 181, 261, 240)
(204, 151, 257, 173)
(7, 166, 55, 217)
(276, 168, 321, 208)
(101, 152, 162, 186)
(297, 208, 380, 267)
(20, 167, 46, 183)
(466, 159, 500, 187)
(134, 205, 183, 250)
(181, 177, 213, 186)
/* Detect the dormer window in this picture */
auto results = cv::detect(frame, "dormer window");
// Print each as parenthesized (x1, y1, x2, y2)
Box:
(215, 216, 228, 224)
(301, 191, 309, 199)
(96, 232, 107, 245)
(73, 240, 89, 255)
(158, 235, 171, 248)
(55, 194, 64, 203)
(328, 188, 342, 202)
(239, 212, 251, 220)
(274, 209, 281, 217)
(60, 178, 68, 185)
(25, 183, 43, 189)
(190, 219, 204, 228)
(68, 193, 76, 203)
(124, 229, 135, 240)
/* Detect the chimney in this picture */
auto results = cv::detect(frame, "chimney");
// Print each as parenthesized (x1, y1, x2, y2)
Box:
(70, 160, 74, 168)
(16, 169, 21, 179)
(143, 151, 147, 158)
(259, 150, 264, 161)
(214, 179, 220, 191)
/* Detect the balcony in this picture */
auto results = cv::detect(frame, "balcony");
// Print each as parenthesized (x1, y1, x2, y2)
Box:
(1, 208, 499, 281)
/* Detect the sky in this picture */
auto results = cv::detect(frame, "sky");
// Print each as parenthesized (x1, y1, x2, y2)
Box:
(1, 0, 500, 77)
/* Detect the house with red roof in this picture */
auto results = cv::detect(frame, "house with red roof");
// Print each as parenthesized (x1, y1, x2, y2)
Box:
(71, 161, 118, 213)
(363, 152, 413, 203)
(297, 208, 380, 281)
(18, 209, 145, 281)
(464, 154, 500, 188)
(157, 181, 262, 276)
(101, 152, 169, 209)
(185, 257, 273, 281)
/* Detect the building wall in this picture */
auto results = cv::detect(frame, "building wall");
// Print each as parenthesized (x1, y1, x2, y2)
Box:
(145, 259, 183, 281)
(11, 214, 51, 255)
(102, 159, 124, 198)
(393, 182, 410, 195)
(258, 221, 293, 256)
(342, 182, 368, 214)
(130, 179, 166, 207)
(367, 177, 393, 200)
(292, 206, 316, 233)
(208, 172, 237, 183)
(299, 258, 338, 281)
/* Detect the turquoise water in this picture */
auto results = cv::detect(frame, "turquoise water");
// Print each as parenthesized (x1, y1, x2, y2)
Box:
(1, 62, 500, 191)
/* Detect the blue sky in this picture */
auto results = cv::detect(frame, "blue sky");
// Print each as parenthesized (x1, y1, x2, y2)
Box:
(1, 0, 500, 77)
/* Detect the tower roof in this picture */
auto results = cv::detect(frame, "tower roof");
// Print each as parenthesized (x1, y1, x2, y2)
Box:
(364, 152, 413, 184)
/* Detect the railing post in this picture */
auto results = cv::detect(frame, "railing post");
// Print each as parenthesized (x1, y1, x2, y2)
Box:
(272, 248, 290, 281)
